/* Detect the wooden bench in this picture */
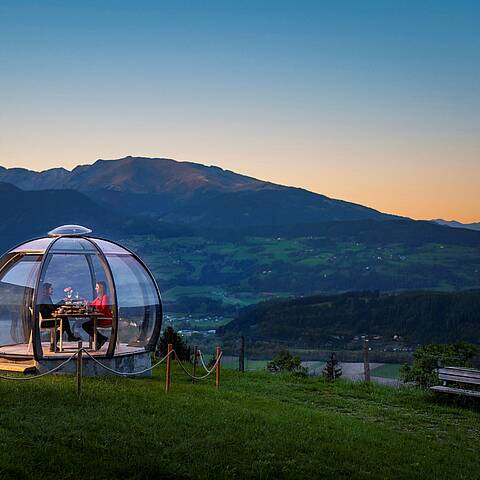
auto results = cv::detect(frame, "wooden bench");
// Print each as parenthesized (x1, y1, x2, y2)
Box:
(431, 366, 480, 398)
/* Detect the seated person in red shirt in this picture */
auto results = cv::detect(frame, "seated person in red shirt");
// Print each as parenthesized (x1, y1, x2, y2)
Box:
(82, 281, 112, 349)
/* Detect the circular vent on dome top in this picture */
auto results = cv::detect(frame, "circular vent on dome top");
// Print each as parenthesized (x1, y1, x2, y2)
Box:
(48, 225, 93, 237)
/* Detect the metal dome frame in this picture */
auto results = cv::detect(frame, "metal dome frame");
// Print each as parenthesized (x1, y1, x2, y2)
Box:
(0, 227, 163, 361)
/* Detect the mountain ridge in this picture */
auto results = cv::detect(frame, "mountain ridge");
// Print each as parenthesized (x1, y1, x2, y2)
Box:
(0, 156, 399, 226)
(0, 157, 277, 194)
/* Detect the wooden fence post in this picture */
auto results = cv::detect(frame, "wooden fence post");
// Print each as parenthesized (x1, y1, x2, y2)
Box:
(215, 346, 221, 389)
(192, 345, 198, 384)
(363, 338, 370, 383)
(239, 336, 245, 372)
(76, 341, 83, 397)
(165, 343, 173, 393)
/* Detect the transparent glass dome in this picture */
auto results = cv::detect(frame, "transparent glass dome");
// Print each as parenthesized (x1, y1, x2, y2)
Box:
(0, 226, 162, 360)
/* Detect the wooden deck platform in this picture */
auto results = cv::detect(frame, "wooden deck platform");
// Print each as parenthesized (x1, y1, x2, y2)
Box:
(0, 341, 144, 359)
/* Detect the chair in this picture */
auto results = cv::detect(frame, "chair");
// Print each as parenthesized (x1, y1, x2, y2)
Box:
(89, 317, 119, 351)
(27, 308, 63, 353)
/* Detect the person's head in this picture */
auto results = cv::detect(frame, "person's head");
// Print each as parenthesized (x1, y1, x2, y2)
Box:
(41, 282, 53, 297)
(95, 281, 107, 297)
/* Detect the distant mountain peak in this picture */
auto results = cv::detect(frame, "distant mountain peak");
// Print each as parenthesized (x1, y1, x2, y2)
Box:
(432, 219, 480, 232)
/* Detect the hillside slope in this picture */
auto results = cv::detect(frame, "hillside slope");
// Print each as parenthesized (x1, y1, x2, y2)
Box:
(0, 367, 479, 479)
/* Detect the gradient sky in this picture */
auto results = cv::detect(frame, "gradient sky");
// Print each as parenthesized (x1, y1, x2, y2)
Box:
(1, 0, 479, 221)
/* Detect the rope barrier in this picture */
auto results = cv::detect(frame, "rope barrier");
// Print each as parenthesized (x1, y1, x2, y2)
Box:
(0, 345, 222, 388)
(173, 350, 223, 381)
(0, 351, 79, 381)
(81, 349, 174, 376)
(197, 349, 212, 372)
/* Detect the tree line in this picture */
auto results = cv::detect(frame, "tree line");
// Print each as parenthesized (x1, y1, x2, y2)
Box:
(220, 289, 480, 346)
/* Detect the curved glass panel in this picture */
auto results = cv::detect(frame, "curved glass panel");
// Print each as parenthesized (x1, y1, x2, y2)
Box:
(36, 252, 113, 355)
(106, 254, 159, 348)
(0, 255, 41, 354)
(11, 238, 55, 253)
(50, 238, 97, 252)
(90, 239, 130, 255)
(48, 225, 92, 237)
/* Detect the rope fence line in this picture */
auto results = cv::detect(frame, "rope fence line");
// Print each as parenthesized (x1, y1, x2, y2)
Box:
(82, 349, 173, 377)
(0, 351, 79, 381)
(0, 344, 223, 395)
(175, 350, 223, 381)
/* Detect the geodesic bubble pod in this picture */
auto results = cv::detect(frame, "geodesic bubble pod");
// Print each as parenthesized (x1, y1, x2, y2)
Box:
(0, 226, 162, 360)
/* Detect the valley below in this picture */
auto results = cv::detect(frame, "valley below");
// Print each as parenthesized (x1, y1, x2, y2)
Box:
(1, 157, 479, 351)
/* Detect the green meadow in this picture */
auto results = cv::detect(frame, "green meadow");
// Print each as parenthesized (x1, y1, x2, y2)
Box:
(0, 366, 479, 479)
(122, 235, 480, 313)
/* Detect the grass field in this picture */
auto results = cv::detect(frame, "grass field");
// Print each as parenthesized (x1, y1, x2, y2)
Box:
(0, 365, 479, 479)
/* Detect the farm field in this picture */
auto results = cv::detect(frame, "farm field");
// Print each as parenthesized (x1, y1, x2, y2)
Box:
(0, 366, 478, 479)
(121, 235, 480, 316)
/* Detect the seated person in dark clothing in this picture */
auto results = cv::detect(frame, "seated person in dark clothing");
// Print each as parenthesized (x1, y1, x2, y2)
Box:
(38, 282, 79, 342)
(82, 281, 112, 350)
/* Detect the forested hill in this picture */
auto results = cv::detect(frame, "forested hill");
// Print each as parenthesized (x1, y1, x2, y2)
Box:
(219, 290, 480, 345)
(0, 182, 191, 254)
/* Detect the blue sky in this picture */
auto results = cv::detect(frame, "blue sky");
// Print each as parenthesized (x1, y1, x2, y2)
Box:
(1, 0, 479, 220)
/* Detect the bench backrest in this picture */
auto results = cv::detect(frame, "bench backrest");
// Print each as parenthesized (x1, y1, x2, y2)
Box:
(438, 366, 480, 386)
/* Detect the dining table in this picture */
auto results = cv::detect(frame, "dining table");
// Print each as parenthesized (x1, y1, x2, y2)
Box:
(52, 310, 105, 351)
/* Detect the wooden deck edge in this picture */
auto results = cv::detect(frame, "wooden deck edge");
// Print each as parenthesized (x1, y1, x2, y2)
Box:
(0, 363, 37, 374)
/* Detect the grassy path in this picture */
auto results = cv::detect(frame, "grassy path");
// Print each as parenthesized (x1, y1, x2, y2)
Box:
(0, 366, 479, 479)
